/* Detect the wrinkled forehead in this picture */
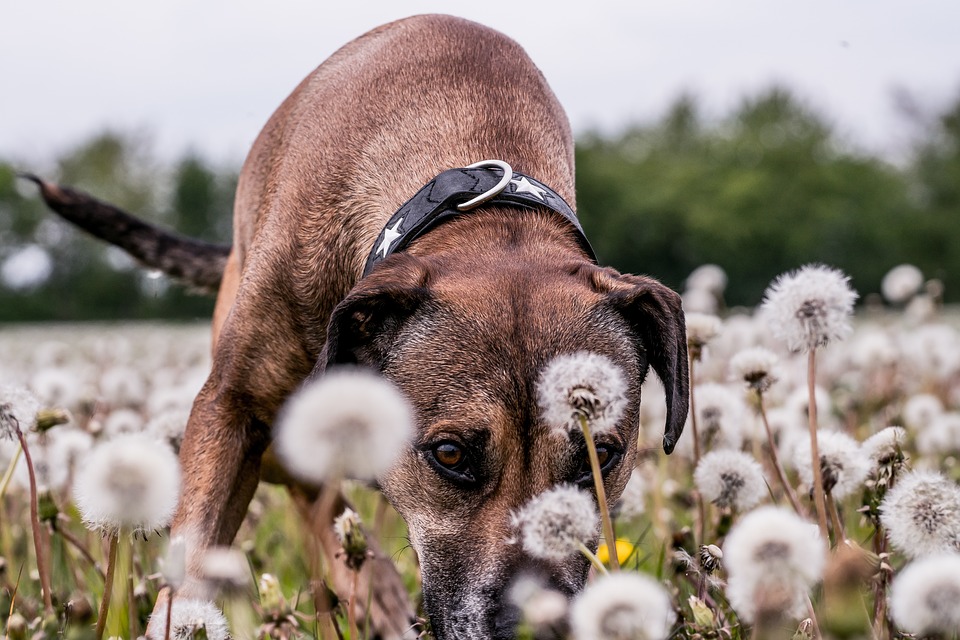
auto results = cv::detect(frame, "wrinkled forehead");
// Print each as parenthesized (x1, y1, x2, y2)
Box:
(381, 268, 644, 424)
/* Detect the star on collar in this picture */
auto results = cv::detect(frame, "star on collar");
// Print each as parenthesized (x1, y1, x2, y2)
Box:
(376, 217, 404, 257)
(510, 176, 546, 200)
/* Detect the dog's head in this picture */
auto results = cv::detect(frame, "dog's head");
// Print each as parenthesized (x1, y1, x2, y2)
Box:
(319, 232, 687, 639)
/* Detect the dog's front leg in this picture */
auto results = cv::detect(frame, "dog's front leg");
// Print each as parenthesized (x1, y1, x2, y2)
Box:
(146, 378, 269, 637)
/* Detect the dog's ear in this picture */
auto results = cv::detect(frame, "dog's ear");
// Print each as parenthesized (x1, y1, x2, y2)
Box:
(585, 265, 689, 454)
(317, 254, 433, 373)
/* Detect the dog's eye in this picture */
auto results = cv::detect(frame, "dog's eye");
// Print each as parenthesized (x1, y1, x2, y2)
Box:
(576, 444, 620, 484)
(425, 441, 477, 485)
(434, 442, 464, 468)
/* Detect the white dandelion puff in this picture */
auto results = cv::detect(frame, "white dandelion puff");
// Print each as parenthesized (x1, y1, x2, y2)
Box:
(889, 553, 960, 636)
(102, 408, 146, 438)
(569, 572, 676, 640)
(201, 547, 251, 595)
(685, 313, 722, 360)
(723, 506, 826, 624)
(690, 383, 746, 450)
(508, 576, 568, 632)
(881, 264, 924, 305)
(916, 412, 960, 457)
(0, 385, 40, 440)
(160, 536, 187, 590)
(760, 264, 858, 354)
(512, 485, 599, 562)
(901, 393, 943, 432)
(536, 351, 628, 436)
(729, 347, 780, 393)
(275, 367, 414, 482)
(793, 430, 870, 500)
(73, 434, 181, 534)
(99, 365, 148, 408)
(147, 599, 229, 640)
(880, 470, 960, 559)
(694, 450, 767, 511)
(862, 426, 907, 470)
(685, 264, 728, 296)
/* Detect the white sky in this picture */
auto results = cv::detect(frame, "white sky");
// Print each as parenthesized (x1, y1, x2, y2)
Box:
(3, 0, 959, 167)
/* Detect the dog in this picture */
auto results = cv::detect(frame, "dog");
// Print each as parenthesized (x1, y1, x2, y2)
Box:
(30, 14, 688, 640)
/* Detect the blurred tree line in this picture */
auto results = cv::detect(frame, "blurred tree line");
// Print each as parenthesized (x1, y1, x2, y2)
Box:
(0, 86, 957, 321)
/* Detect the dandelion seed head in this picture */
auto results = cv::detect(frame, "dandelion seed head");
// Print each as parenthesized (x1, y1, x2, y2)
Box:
(723, 506, 826, 624)
(30, 367, 86, 411)
(729, 347, 780, 393)
(880, 470, 960, 559)
(685, 264, 728, 296)
(73, 434, 180, 534)
(862, 426, 906, 470)
(201, 547, 250, 595)
(148, 599, 229, 640)
(901, 393, 944, 431)
(917, 412, 960, 457)
(691, 383, 745, 450)
(681, 287, 718, 314)
(881, 264, 924, 305)
(569, 572, 676, 640)
(161, 536, 187, 590)
(275, 367, 414, 482)
(512, 485, 599, 562)
(889, 553, 960, 635)
(536, 351, 628, 436)
(685, 313, 721, 360)
(0, 385, 40, 440)
(145, 408, 189, 449)
(793, 430, 870, 499)
(694, 450, 767, 511)
(509, 576, 568, 631)
(99, 365, 147, 408)
(102, 408, 145, 439)
(760, 264, 857, 353)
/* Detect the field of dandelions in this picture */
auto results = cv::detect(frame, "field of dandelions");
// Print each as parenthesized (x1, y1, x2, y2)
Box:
(2, 262, 959, 640)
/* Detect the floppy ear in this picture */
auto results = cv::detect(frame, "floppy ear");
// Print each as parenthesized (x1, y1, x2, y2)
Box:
(589, 267, 689, 454)
(314, 254, 433, 375)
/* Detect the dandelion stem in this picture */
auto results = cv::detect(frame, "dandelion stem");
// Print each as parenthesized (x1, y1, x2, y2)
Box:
(0, 443, 22, 499)
(13, 423, 54, 615)
(348, 569, 360, 640)
(805, 594, 823, 640)
(825, 492, 845, 543)
(576, 541, 609, 576)
(688, 356, 708, 547)
(757, 394, 804, 516)
(806, 350, 830, 543)
(95, 533, 119, 640)
(164, 586, 173, 640)
(871, 527, 891, 640)
(578, 415, 619, 571)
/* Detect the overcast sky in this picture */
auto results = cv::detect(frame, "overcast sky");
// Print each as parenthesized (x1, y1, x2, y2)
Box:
(3, 0, 959, 167)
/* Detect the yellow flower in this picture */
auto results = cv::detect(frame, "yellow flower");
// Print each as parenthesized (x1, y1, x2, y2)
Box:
(597, 539, 635, 566)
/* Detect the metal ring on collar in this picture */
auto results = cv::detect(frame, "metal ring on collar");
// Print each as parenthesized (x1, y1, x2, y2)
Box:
(456, 159, 514, 211)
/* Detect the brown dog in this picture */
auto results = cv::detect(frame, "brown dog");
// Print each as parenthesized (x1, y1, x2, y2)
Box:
(31, 14, 688, 640)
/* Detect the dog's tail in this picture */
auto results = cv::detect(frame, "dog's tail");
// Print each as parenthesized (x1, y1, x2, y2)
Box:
(21, 174, 230, 293)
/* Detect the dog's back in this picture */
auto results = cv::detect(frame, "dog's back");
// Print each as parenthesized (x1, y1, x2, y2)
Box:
(234, 14, 575, 267)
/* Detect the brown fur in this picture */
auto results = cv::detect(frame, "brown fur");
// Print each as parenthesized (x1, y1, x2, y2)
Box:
(36, 14, 689, 640)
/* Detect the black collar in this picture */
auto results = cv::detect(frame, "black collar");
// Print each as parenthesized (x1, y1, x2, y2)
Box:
(363, 160, 596, 276)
